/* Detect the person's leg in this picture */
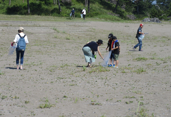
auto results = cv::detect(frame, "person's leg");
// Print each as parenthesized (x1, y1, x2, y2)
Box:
(134, 38, 140, 49)
(108, 54, 112, 66)
(113, 53, 116, 66)
(83, 15, 85, 20)
(139, 40, 142, 51)
(20, 51, 25, 69)
(16, 50, 20, 69)
(115, 60, 119, 68)
(114, 54, 119, 68)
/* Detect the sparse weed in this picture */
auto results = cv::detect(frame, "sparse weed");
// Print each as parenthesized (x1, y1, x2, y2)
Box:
(83, 66, 86, 71)
(125, 101, 133, 104)
(0, 71, 4, 75)
(63, 95, 68, 98)
(60, 64, 69, 68)
(1, 95, 7, 100)
(39, 103, 54, 109)
(124, 96, 135, 99)
(89, 66, 109, 73)
(66, 37, 70, 40)
(53, 28, 60, 33)
(74, 98, 78, 103)
(134, 57, 148, 61)
(134, 68, 146, 74)
(25, 101, 30, 104)
(90, 100, 102, 105)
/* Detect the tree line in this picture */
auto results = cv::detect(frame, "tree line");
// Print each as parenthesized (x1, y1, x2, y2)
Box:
(0, 0, 171, 20)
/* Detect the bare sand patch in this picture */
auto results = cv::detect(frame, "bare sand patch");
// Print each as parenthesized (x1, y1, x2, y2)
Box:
(0, 20, 171, 117)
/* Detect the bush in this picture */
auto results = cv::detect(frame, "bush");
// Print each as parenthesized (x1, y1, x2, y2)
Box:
(6, 4, 27, 15)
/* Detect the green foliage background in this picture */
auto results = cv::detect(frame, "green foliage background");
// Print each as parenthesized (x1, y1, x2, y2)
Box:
(0, 0, 171, 20)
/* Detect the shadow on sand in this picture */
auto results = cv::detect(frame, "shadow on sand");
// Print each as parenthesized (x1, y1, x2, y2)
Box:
(129, 50, 137, 51)
(5, 67, 17, 70)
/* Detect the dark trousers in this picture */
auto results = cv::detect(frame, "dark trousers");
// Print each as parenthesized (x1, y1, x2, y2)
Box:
(83, 15, 86, 20)
(16, 50, 25, 65)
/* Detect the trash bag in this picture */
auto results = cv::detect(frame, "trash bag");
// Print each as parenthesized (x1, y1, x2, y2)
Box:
(101, 51, 112, 67)
(70, 13, 72, 17)
(139, 34, 145, 41)
(8, 43, 17, 56)
(80, 14, 83, 18)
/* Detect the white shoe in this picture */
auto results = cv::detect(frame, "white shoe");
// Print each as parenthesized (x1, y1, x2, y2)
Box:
(115, 66, 118, 68)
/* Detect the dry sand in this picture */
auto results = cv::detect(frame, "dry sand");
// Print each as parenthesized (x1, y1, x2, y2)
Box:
(0, 20, 171, 117)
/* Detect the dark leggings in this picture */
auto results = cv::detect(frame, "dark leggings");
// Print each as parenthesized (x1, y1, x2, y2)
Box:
(16, 50, 25, 65)
(83, 15, 86, 20)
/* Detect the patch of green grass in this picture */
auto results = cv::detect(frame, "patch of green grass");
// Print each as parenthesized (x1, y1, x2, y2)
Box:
(117, 100, 121, 102)
(13, 96, 19, 99)
(59, 115, 65, 117)
(125, 101, 133, 104)
(134, 57, 148, 61)
(89, 66, 109, 73)
(69, 84, 77, 86)
(39, 103, 54, 109)
(66, 37, 70, 40)
(90, 100, 102, 105)
(25, 101, 30, 104)
(121, 70, 126, 73)
(83, 66, 86, 71)
(52, 28, 60, 33)
(63, 95, 68, 98)
(132, 91, 142, 94)
(60, 64, 69, 68)
(0, 71, 4, 75)
(1, 95, 7, 100)
(48, 65, 58, 72)
(124, 96, 136, 99)
(134, 68, 146, 74)
(136, 107, 155, 117)
(74, 98, 78, 103)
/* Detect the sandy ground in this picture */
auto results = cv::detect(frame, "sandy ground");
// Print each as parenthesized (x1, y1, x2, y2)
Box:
(0, 19, 171, 117)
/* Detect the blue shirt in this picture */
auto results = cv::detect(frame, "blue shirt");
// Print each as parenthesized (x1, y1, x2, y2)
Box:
(71, 10, 75, 14)
(136, 27, 142, 38)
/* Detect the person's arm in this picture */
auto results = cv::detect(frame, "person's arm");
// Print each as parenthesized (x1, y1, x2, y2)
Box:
(25, 35, 29, 45)
(106, 45, 109, 51)
(97, 46, 104, 60)
(139, 29, 144, 35)
(139, 32, 144, 35)
(111, 42, 119, 50)
(11, 34, 18, 46)
(111, 46, 118, 51)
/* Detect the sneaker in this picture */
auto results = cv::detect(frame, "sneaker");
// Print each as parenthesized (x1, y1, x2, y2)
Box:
(133, 47, 136, 50)
(115, 66, 118, 68)
(108, 64, 112, 67)
(113, 64, 115, 67)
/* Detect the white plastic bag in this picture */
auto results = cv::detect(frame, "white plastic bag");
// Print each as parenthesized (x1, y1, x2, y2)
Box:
(139, 34, 145, 41)
(70, 13, 72, 17)
(80, 14, 83, 18)
(101, 51, 112, 67)
(8, 43, 17, 56)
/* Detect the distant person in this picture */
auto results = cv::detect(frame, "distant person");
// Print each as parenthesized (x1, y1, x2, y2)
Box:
(82, 8, 86, 20)
(82, 39, 104, 67)
(133, 24, 144, 51)
(106, 33, 115, 67)
(71, 8, 75, 19)
(11, 27, 29, 70)
(111, 36, 120, 68)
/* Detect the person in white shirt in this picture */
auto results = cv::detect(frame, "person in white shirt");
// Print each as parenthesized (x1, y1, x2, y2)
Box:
(11, 27, 29, 70)
(82, 8, 86, 20)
